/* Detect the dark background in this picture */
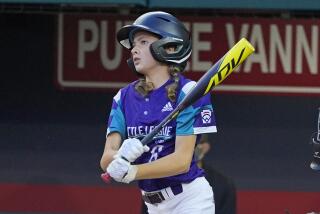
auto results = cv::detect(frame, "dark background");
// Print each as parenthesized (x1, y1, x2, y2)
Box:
(1, 13, 319, 193)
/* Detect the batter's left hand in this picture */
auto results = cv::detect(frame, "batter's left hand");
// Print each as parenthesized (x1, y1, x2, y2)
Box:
(106, 156, 138, 184)
(117, 138, 150, 162)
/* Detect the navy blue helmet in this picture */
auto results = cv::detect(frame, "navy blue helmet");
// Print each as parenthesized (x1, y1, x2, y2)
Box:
(117, 11, 192, 68)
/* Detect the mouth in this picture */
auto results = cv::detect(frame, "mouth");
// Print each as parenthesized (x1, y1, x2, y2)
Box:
(133, 57, 140, 64)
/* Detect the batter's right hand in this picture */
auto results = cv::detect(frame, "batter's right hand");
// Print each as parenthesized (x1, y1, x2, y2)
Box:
(106, 157, 137, 184)
(117, 138, 149, 162)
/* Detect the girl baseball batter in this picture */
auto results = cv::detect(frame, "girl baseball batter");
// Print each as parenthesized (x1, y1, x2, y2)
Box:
(100, 11, 217, 214)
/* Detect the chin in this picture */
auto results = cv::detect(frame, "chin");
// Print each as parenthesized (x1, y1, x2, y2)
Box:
(136, 68, 146, 75)
(136, 71, 145, 76)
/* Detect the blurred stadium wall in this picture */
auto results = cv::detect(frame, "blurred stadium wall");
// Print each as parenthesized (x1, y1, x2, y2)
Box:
(1, 1, 320, 213)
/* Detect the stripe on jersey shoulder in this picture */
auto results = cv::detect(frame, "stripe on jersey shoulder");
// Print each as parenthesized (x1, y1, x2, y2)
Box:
(106, 127, 111, 136)
(194, 126, 217, 134)
(182, 81, 196, 95)
(113, 90, 121, 102)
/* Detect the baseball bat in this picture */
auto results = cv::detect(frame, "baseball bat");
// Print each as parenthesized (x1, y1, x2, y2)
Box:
(101, 38, 255, 183)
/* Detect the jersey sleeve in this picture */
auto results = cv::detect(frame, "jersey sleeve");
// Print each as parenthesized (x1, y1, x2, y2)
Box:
(176, 81, 217, 135)
(106, 90, 127, 140)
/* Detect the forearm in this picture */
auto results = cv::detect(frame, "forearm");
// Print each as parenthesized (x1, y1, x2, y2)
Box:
(134, 135, 196, 180)
(100, 149, 118, 171)
(135, 152, 190, 180)
(100, 132, 122, 171)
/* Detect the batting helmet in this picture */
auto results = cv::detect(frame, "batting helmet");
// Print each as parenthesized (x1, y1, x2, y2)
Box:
(117, 11, 192, 67)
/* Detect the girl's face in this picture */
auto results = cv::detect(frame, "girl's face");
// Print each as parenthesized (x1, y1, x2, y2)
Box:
(131, 31, 161, 75)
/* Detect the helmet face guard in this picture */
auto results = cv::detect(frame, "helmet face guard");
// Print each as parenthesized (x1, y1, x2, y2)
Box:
(117, 11, 192, 74)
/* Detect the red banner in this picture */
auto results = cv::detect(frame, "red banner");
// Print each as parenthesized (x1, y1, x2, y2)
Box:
(1, 184, 320, 214)
(0, 184, 142, 214)
(238, 190, 320, 214)
(56, 14, 320, 94)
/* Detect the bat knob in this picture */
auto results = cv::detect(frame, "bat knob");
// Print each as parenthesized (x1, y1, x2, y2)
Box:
(101, 172, 111, 183)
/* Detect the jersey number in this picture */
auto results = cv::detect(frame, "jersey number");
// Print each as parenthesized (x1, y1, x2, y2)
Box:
(149, 145, 164, 162)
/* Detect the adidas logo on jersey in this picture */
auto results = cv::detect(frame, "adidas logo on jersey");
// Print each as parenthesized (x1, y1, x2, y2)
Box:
(161, 102, 173, 112)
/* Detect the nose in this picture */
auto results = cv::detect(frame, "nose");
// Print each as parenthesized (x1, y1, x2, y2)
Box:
(131, 46, 139, 55)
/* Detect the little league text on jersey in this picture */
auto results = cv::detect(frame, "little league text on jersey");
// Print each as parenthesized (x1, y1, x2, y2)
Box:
(127, 125, 173, 138)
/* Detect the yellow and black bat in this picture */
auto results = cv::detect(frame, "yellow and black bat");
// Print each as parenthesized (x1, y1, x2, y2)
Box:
(101, 38, 254, 183)
(140, 38, 255, 145)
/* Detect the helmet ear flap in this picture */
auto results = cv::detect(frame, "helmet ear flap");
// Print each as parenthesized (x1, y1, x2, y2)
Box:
(150, 38, 191, 72)
(127, 58, 144, 77)
(149, 42, 167, 63)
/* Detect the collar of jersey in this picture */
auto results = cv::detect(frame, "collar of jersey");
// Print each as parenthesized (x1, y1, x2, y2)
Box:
(149, 77, 175, 95)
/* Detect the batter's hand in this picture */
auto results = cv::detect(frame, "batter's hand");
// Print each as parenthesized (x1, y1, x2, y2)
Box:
(117, 138, 149, 162)
(106, 156, 137, 183)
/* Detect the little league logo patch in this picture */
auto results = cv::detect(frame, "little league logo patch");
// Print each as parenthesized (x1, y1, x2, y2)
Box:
(201, 109, 212, 124)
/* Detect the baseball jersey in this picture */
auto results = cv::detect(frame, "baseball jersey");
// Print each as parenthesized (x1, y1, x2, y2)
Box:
(107, 74, 217, 192)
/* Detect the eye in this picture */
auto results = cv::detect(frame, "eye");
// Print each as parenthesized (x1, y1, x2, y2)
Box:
(141, 40, 148, 45)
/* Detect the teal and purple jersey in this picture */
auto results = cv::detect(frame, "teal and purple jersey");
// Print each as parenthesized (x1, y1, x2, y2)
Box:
(107, 74, 217, 192)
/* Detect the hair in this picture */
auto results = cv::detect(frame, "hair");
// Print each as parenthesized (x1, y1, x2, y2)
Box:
(165, 65, 181, 102)
(134, 64, 181, 102)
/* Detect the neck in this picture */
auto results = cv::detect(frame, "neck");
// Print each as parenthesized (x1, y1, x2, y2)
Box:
(145, 66, 170, 89)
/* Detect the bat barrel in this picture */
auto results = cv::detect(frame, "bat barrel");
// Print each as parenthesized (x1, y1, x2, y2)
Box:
(203, 38, 255, 94)
(178, 38, 255, 109)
